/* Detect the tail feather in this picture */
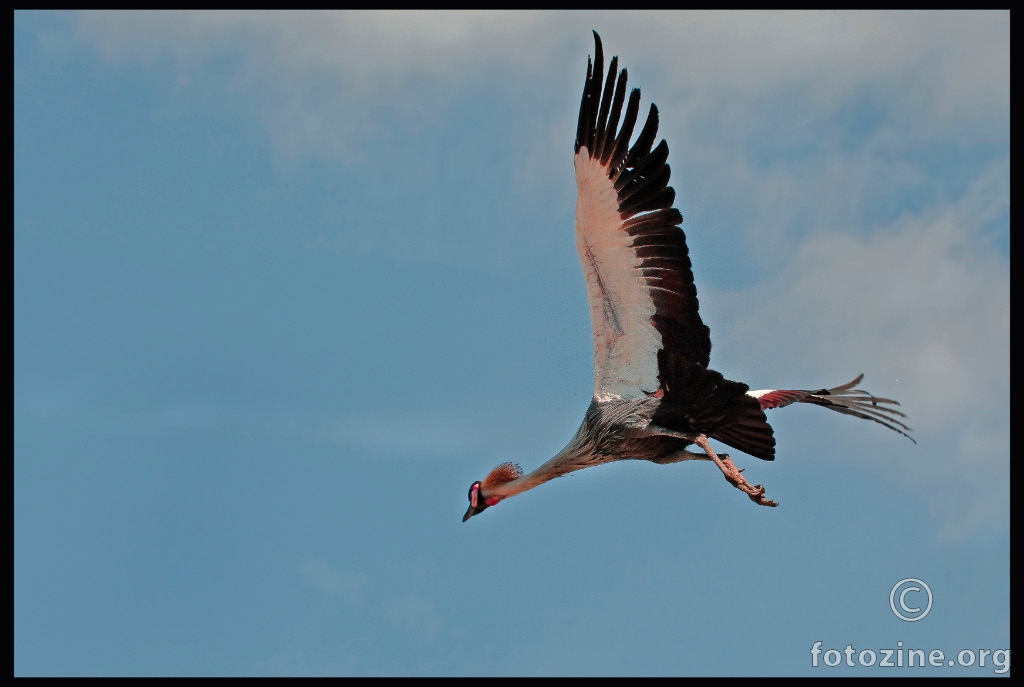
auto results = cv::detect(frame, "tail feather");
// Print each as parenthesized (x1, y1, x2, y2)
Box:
(753, 374, 916, 444)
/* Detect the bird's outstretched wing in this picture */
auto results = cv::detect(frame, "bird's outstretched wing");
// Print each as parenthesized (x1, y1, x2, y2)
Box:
(574, 32, 711, 402)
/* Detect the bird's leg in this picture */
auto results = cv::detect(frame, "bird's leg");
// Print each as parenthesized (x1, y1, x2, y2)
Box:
(646, 425, 778, 507)
(649, 450, 714, 465)
(691, 434, 778, 507)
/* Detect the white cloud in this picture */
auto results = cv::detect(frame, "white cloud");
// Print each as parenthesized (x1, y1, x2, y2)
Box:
(298, 559, 446, 641)
(71, 11, 1007, 156)
(16, 384, 229, 437)
(73, 10, 563, 156)
(384, 594, 445, 640)
(707, 155, 1009, 540)
(298, 559, 365, 604)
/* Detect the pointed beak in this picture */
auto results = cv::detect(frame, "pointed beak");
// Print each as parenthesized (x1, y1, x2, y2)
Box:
(463, 504, 481, 522)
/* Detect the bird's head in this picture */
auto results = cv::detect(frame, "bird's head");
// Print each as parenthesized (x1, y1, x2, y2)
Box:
(462, 462, 523, 522)
(462, 481, 494, 522)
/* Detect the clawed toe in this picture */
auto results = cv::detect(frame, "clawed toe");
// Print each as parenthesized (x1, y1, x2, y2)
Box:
(718, 457, 777, 507)
(745, 484, 778, 507)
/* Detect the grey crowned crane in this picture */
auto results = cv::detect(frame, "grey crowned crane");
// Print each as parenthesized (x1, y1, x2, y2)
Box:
(463, 32, 913, 522)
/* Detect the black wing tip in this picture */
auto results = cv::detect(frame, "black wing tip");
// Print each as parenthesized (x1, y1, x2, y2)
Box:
(592, 31, 604, 71)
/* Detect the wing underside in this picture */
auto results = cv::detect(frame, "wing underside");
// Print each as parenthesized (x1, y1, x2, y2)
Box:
(574, 32, 710, 402)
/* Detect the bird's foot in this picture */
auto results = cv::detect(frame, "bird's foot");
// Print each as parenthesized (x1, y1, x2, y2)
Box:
(717, 455, 778, 507)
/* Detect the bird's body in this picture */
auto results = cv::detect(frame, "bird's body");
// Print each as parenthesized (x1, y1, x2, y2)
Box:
(463, 32, 912, 522)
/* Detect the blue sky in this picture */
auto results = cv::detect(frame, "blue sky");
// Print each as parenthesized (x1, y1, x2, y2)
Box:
(15, 11, 1008, 676)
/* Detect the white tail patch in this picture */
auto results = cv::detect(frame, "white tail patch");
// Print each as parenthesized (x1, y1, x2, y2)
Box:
(481, 462, 524, 490)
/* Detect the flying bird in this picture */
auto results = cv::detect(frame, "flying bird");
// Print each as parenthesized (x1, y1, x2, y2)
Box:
(463, 32, 913, 522)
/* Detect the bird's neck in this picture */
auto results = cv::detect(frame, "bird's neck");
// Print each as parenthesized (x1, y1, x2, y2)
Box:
(486, 444, 591, 499)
